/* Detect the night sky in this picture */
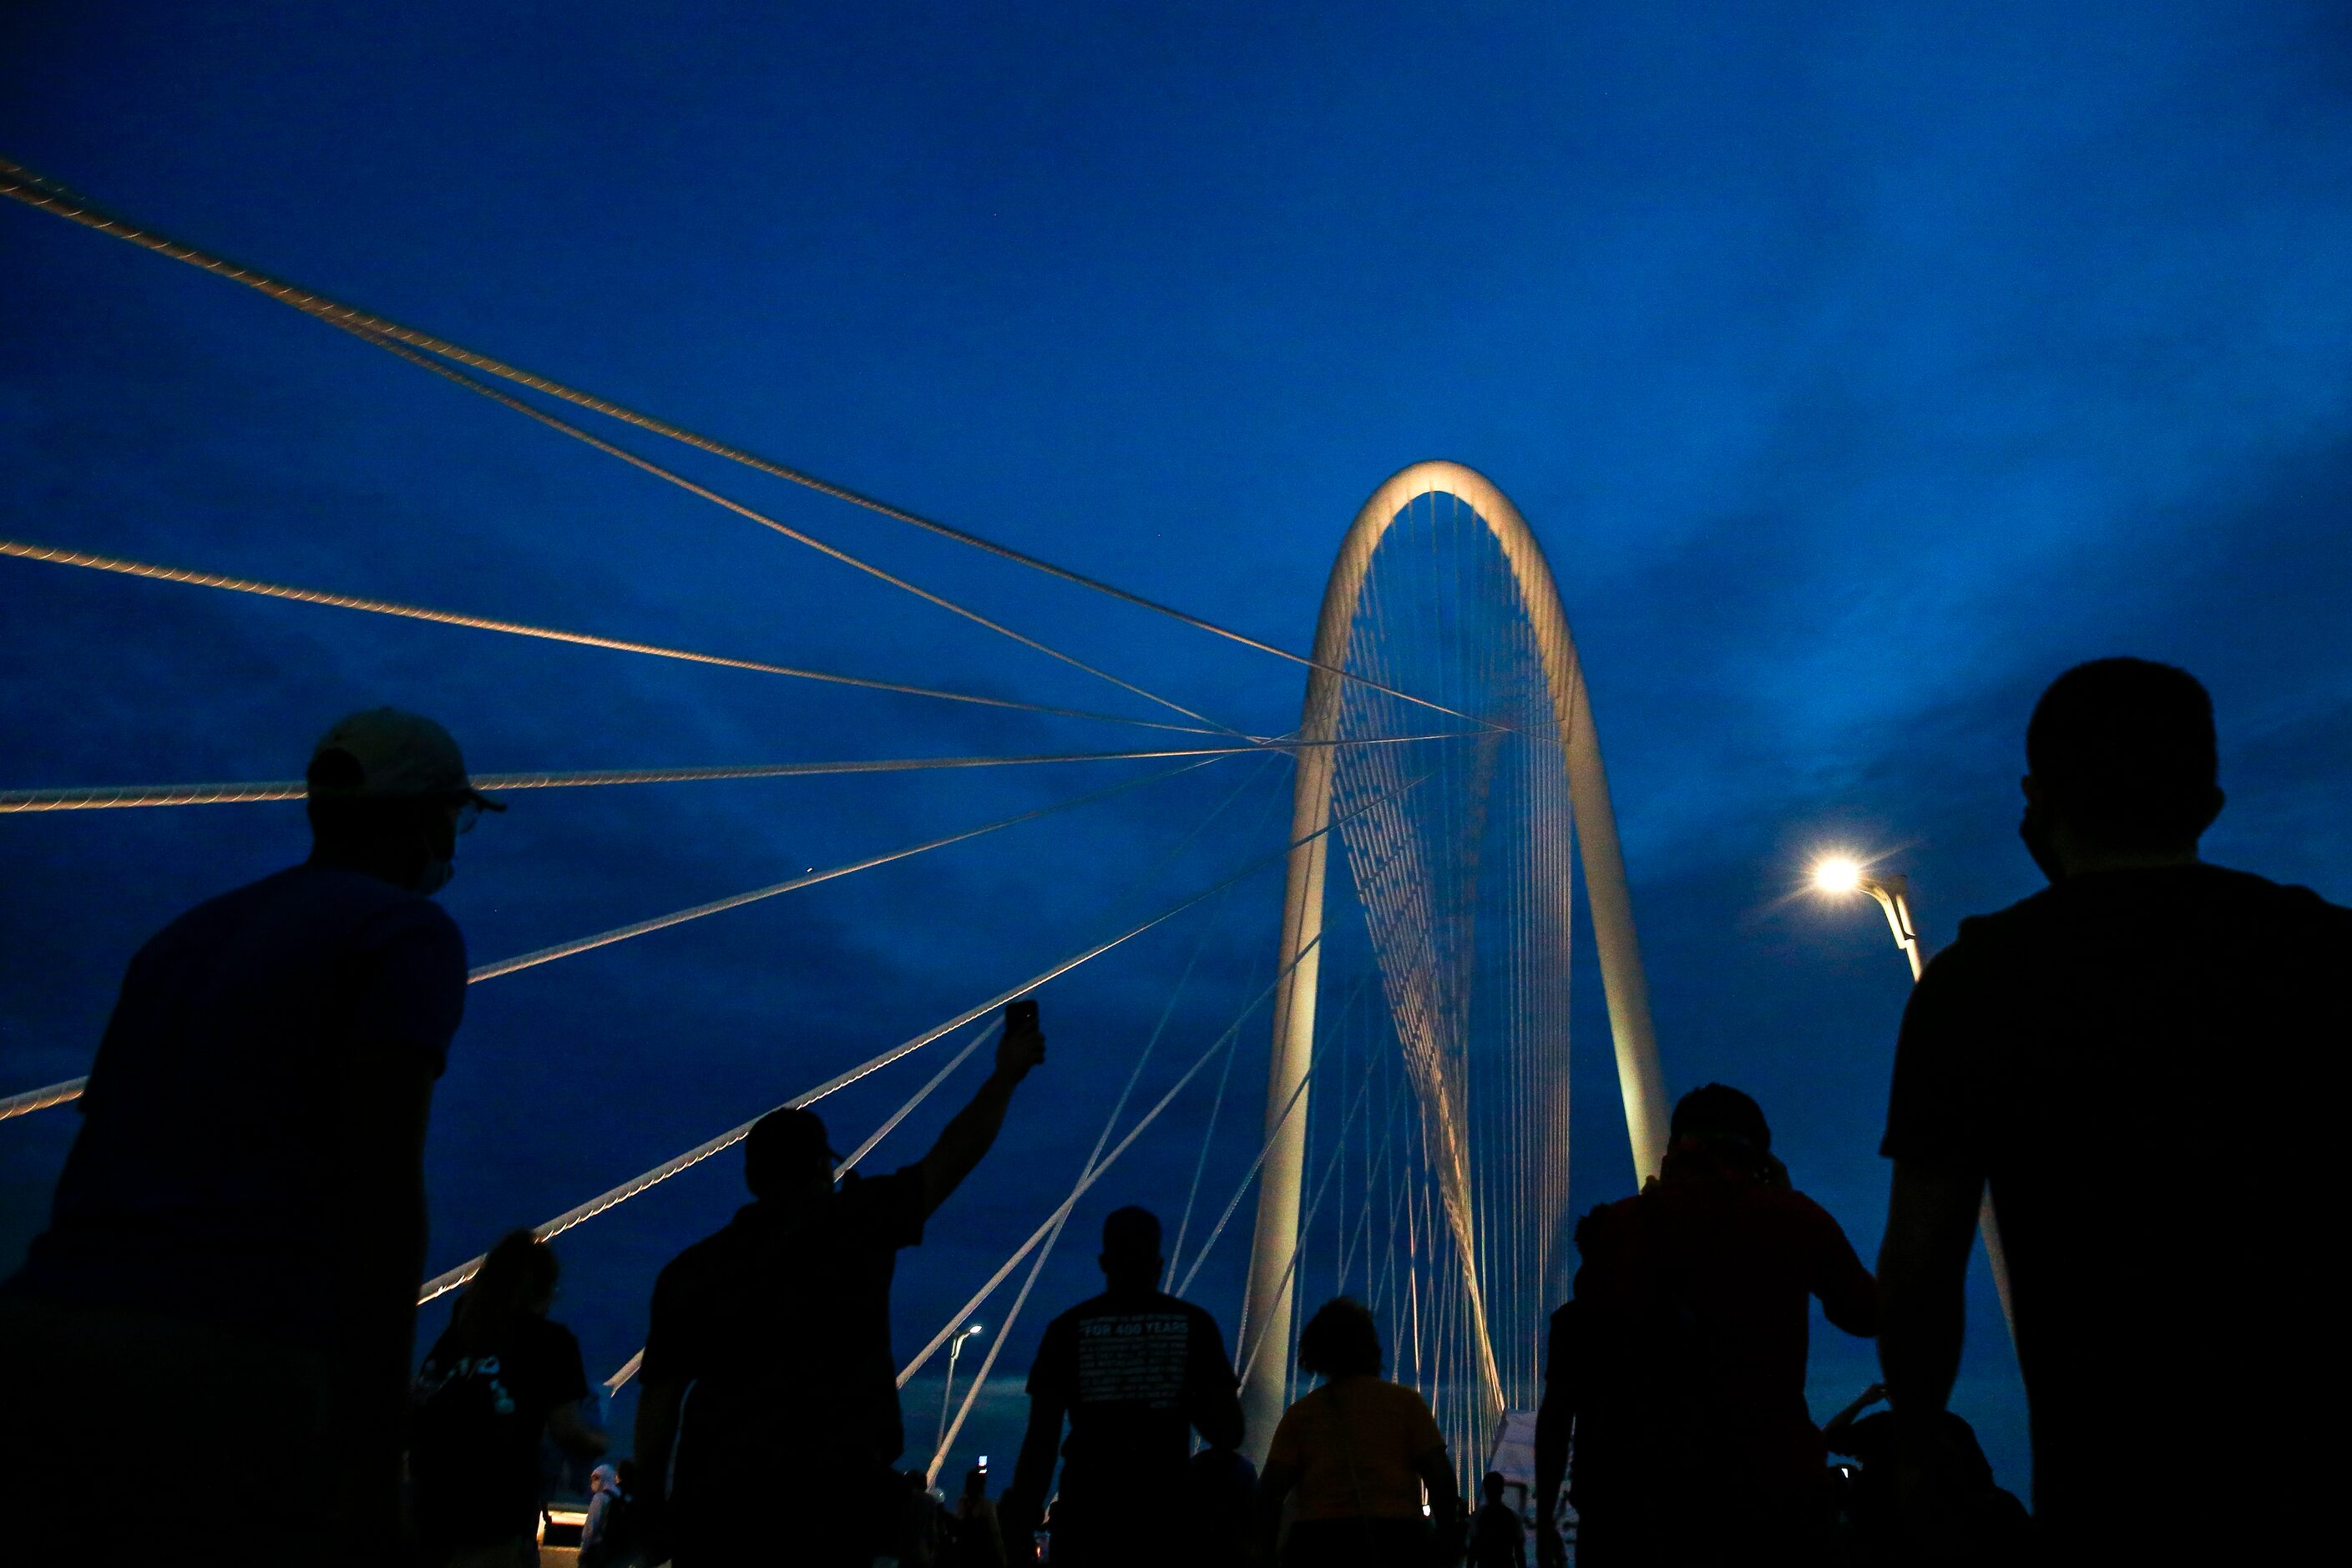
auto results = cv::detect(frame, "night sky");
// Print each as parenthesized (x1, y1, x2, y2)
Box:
(6, 1, 2349, 1499)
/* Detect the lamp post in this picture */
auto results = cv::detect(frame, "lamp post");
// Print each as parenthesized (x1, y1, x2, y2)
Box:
(938, 1323, 984, 1460)
(1810, 857, 2017, 1339)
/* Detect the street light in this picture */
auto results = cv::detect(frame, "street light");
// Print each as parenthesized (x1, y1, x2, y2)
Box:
(938, 1322, 984, 1459)
(1810, 856, 1923, 981)
(1808, 853, 2014, 1338)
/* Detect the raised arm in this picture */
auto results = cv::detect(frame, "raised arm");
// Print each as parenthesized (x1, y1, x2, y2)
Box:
(918, 1008, 1045, 1216)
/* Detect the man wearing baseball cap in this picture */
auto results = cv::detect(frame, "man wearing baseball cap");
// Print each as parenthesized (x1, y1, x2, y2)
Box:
(2, 707, 498, 1565)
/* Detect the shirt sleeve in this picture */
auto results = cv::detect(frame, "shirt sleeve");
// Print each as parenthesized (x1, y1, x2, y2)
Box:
(544, 1320, 593, 1407)
(1800, 1196, 1880, 1337)
(1183, 1306, 1244, 1450)
(1399, 1384, 1445, 1457)
(1266, 1402, 1306, 1470)
(841, 1166, 929, 1251)
(1026, 1314, 1074, 1404)
(640, 1257, 690, 1383)
(1879, 933, 1992, 1171)
(351, 899, 468, 1077)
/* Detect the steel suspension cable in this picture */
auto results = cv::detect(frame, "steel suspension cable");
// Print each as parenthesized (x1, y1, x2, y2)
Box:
(0, 154, 1508, 737)
(921, 897, 1218, 1479)
(895, 938, 1312, 1389)
(2, 755, 1225, 1128)
(0, 536, 1217, 739)
(604, 753, 1273, 1393)
(462, 756, 1230, 984)
(424, 759, 1434, 1305)
(0, 735, 1457, 815)
(352, 330, 1252, 740)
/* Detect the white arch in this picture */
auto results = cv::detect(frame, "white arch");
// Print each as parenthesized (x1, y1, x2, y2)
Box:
(1237, 461, 1668, 1455)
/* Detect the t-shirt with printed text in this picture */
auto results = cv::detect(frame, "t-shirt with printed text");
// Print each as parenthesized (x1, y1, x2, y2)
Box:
(1022, 1288, 1242, 1520)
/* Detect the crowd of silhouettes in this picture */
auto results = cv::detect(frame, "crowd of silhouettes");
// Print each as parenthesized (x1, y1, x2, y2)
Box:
(2, 651, 2340, 1566)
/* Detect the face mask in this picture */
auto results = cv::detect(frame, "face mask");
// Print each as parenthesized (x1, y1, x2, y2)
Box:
(2018, 802, 2065, 883)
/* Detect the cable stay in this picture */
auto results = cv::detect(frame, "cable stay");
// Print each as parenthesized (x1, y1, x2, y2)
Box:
(0, 537, 1222, 739)
(419, 760, 1434, 1308)
(605, 766, 1268, 1399)
(353, 331, 1252, 741)
(893, 933, 1318, 1394)
(0, 732, 1465, 816)
(918, 911, 1218, 1482)
(0, 753, 1232, 1125)
(0, 154, 1510, 737)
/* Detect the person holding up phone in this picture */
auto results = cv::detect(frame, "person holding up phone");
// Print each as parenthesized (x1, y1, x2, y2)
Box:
(635, 999, 1048, 1568)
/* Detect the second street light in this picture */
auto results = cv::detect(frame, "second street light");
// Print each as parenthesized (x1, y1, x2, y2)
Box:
(938, 1322, 984, 1460)
(1809, 854, 2016, 1340)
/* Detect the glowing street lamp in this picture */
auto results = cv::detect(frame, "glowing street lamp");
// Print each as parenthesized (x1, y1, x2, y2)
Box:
(1808, 853, 2015, 1337)
(938, 1323, 984, 1458)
(1811, 857, 1923, 982)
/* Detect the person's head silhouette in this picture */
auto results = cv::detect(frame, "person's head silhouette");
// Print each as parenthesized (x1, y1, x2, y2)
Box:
(743, 1106, 839, 1203)
(305, 707, 503, 896)
(1664, 1083, 1773, 1181)
(451, 1228, 559, 1349)
(2021, 658, 2222, 880)
(1297, 1297, 1382, 1380)
(1099, 1205, 1163, 1293)
(1483, 1469, 1508, 1505)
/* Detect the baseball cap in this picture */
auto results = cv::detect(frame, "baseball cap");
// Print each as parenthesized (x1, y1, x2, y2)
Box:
(307, 708, 504, 812)
(744, 1107, 842, 1196)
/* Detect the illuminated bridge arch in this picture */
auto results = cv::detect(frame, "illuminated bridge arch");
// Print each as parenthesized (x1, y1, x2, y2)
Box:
(1237, 461, 1668, 1455)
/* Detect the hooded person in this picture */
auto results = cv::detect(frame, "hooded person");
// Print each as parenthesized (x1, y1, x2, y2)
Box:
(1534, 1085, 1879, 1568)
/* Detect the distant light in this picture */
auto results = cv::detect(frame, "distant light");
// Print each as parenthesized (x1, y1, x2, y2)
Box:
(968, 1323, 985, 1338)
(1813, 857, 1864, 895)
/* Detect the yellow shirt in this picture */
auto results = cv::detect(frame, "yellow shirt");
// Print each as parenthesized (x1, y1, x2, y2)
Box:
(1266, 1375, 1446, 1521)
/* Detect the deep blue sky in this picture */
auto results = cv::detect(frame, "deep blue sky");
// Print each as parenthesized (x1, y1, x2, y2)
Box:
(5, 0, 2349, 1497)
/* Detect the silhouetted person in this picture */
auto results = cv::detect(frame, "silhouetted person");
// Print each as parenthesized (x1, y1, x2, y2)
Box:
(0, 709, 498, 1566)
(634, 1001, 1047, 1568)
(1002, 1206, 1243, 1566)
(1534, 1084, 1878, 1567)
(1471, 1471, 1528, 1568)
(1877, 657, 2349, 1562)
(579, 1461, 635, 1568)
(947, 1464, 1007, 1568)
(1820, 1384, 2026, 1565)
(1257, 1297, 1459, 1568)
(1181, 1443, 1259, 1568)
(412, 1230, 605, 1565)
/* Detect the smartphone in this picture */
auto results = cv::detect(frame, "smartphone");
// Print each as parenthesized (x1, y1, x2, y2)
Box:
(1005, 998, 1039, 1034)
(977, 1455, 989, 1474)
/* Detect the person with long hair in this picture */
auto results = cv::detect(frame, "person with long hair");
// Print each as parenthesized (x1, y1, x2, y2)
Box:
(1256, 1297, 1457, 1568)
(412, 1230, 606, 1566)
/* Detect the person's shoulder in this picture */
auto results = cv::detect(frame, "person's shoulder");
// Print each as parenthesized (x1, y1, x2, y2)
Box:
(343, 871, 464, 947)
(845, 1163, 926, 1203)
(1934, 883, 2067, 963)
(137, 865, 311, 949)
(1165, 1292, 1224, 1329)
(1045, 1292, 1110, 1333)
(530, 1312, 584, 1353)
(654, 1216, 742, 1291)
(2200, 864, 2352, 928)
(1572, 1195, 1641, 1252)
(1369, 1376, 1436, 1416)
(1758, 1183, 1839, 1223)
